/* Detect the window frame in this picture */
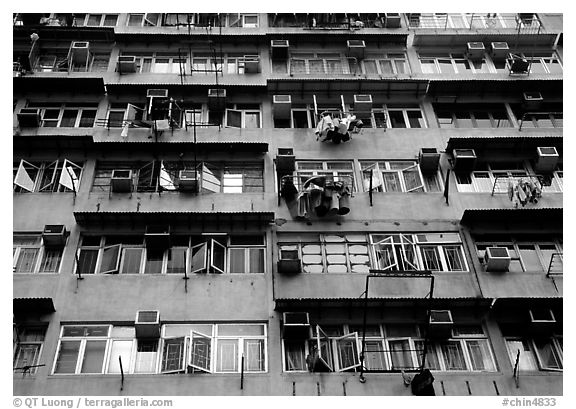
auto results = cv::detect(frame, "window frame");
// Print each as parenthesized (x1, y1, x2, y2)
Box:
(13, 235, 64, 274)
(13, 326, 46, 375)
(418, 52, 490, 74)
(224, 104, 262, 128)
(52, 325, 112, 375)
(505, 336, 563, 372)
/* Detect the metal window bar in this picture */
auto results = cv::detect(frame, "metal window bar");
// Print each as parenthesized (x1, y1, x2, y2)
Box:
(546, 252, 563, 277)
(360, 347, 426, 372)
(408, 13, 542, 32)
(519, 112, 563, 131)
(359, 271, 434, 383)
(491, 174, 544, 196)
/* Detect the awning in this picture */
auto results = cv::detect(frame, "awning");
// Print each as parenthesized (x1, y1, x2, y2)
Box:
(427, 78, 562, 98)
(92, 139, 269, 153)
(14, 76, 106, 94)
(268, 32, 409, 45)
(275, 297, 493, 311)
(413, 32, 558, 47)
(445, 135, 563, 158)
(14, 133, 95, 151)
(267, 78, 429, 96)
(74, 211, 276, 228)
(13, 25, 115, 42)
(460, 208, 562, 233)
(13, 297, 55, 314)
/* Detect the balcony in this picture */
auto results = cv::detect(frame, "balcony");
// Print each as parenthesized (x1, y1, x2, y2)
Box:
(408, 13, 543, 33)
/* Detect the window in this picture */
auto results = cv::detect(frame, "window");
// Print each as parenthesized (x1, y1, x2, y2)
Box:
(127, 13, 161, 27)
(92, 161, 264, 194)
(385, 106, 426, 128)
(224, 104, 261, 128)
(293, 161, 355, 191)
(505, 336, 562, 371)
(13, 327, 46, 374)
(73, 14, 118, 27)
(13, 159, 82, 193)
(418, 53, 489, 74)
(289, 53, 346, 75)
(370, 233, 467, 272)
(24, 103, 98, 127)
(475, 235, 563, 273)
(511, 52, 562, 74)
(361, 161, 441, 193)
(121, 53, 185, 74)
(76, 235, 265, 275)
(434, 104, 512, 128)
(353, 53, 409, 75)
(53, 326, 110, 374)
(454, 161, 529, 193)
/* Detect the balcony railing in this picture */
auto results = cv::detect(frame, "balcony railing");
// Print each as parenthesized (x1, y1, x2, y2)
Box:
(519, 112, 563, 131)
(288, 58, 360, 76)
(269, 13, 384, 29)
(408, 13, 542, 34)
(546, 252, 563, 277)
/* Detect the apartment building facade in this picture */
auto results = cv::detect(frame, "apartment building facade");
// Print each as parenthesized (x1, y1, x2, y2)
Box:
(13, 12, 563, 396)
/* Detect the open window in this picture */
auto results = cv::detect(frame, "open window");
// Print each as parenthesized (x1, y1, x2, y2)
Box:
(373, 236, 398, 271)
(161, 337, 187, 373)
(210, 240, 226, 274)
(38, 161, 58, 192)
(399, 234, 419, 270)
(189, 331, 212, 373)
(14, 160, 39, 192)
(100, 244, 121, 274)
(137, 161, 158, 192)
(201, 164, 221, 193)
(336, 332, 360, 371)
(190, 242, 208, 274)
(402, 164, 424, 192)
(315, 325, 334, 371)
(58, 159, 82, 192)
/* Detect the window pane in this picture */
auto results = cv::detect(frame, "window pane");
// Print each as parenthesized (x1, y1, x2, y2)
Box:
(244, 112, 260, 128)
(389, 340, 414, 370)
(144, 249, 164, 274)
(87, 14, 102, 26)
(14, 344, 41, 372)
(161, 338, 185, 372)
(80, 340, 106, 373)
(134, 340, 158, 373)
(284, 341, 306, 371)
(79, 110, 96, 127)
(337, 335, 359, 370)
(218, 324, 264, 336)
(473, 111, 492, 128)
(103, 15, 118, 26)
(507, 339, 538, 370)
(455, 111, 473, 128)
(54, 341, 80, 374)
(244, 339, 265, 371)
(534, 339, 562, 369)
(60, 110, 79, 127)
(421, 246, 441, 271)
(440, 341, 466, 370)
(190, 333, 211, 371)
(364, 60, 378, 74)
(227, 110, 241, 128)
(438, 59, 455, 73)
(466, 340, 495, 371)
(39, 248, 62, 273)
(518, 245, 542, 271)
(15, 248, 39, 273)
(415, 341, 441, 370)
(388, 111, 406, 128)
(364, 341, 386, 370)
(249, 248, 264, 273)
(121, 248, 143, 274)
(382, 172, 402, 192)
(217, 339, 238, 372)
(166, 248, 186, 275)
(107, 340, 133, 373)
(407, 111, 424, 128)
(443, 246, 465, 271)
(229, 248, 246, 274)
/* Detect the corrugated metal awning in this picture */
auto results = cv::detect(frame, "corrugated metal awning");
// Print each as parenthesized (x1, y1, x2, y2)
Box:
(460, 208, 562, 228)
(13, 298, 55, 313)
(14, 76, 106, 94)
(445, 135, 563, 156)
(267, 78, 429, 95)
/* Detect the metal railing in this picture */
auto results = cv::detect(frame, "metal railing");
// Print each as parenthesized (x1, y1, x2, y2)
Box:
(491, 174, 543, 196)
(270, 13, 384, 29)
(519, 112, 563, 131)
(408, 13, 542, 33)
(546, 252, 563, 277)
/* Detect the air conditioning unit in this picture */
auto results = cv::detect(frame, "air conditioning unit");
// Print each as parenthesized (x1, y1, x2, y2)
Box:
(484, 247, 511, 272)
(452, 149, 477, 171)
(347, 40, 366, 59)
(273, 95, 291, 119)
(110, 169, 133, 193)
(282, 312, 311, 339)
(70, 41, 90, 64)
(242, 55, 260, 73)
(419, 148, 441, 174)
(270, 40, 289, 60)
(208, 88, 226, 111)
(384, 13, 402, 28)
(353, 94, 373, 112)
(534, 147, 559, 173)
(135, 310, 161, 339)
(178, 170, 199, 192)
(17, 108, 41, 127)
(466, 42, 485, 60)
(522, 91, 544, 110)
(509, 55, 530, 75)
(145, 225, 171, 250)
(490, 42, 509, 59)
(428, 310, 454, 338)
(528, 309, 556, 335)
(42, 224, 67, 247)
(276, 148, 296, 174)
(146, 89, 169, 99)
(117, 56, 137, 73)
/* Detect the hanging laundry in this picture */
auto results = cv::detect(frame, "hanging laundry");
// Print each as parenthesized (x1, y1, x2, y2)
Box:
(315, 114, 334, 142)
(295, 191, 310, 220)
(507, 180, 514, 202)
(280, 178, 298, 203)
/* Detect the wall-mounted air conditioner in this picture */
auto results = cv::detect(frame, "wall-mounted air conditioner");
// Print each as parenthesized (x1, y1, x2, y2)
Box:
(490, 42, 509, 59)
(452, 149, 477, 171)
(353, 94, 373, 112)
(70, 41, 90, 64)
(282, 312, 311, 339)
(466, 42, 485, 60)
(135, 310, 161, 339)
(484, 247, 511, 272)
(242, 55, 260, 73)
(534, 147, 559, 173)
(384, 13, 402, 28)
(270, 40, 289, 60)
(428, 310, 454, 338)
(522, 91, 544, 110)
(17, 108, 41, 127)
(278, 246, 301, 275)
(146, 89, 169, 99)
(145, 225, 171, 250)
(419, 148, 441, 174)
(42, 225, 67, 247)
(178, 170, 199, 192)
(272, 95, 291, 119)
(276, 148, 296, 174)
(110, 169, 133, 193)
(117, 56, 137, 73)
(528, 309, 556, 335)
(347, 40, 366, 59)
(208, 88, 227, 111)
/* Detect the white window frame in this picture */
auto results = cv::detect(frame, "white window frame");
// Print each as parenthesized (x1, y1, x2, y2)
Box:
(13, 327, 46, 374)
(360, 53, 409, 75)
(418, 53, 491, 74)
(476, 239, 562, 273)
(25, 104, 98, 128)
(505, 336, 563, 372)
(75, 14, 119, 27)
(13, 235, 63, 274)
(213, 324, 268, 373)
(126, 13, 161, 27)
(289, 52, 347, 75)
(52, 325, 112, 375)
(385, 105, 427, 128)
(293, 160, 356, 191)
(455, 163, 529, 193)
(361, 161, 428, 193)
(224, 105, 262, 128)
